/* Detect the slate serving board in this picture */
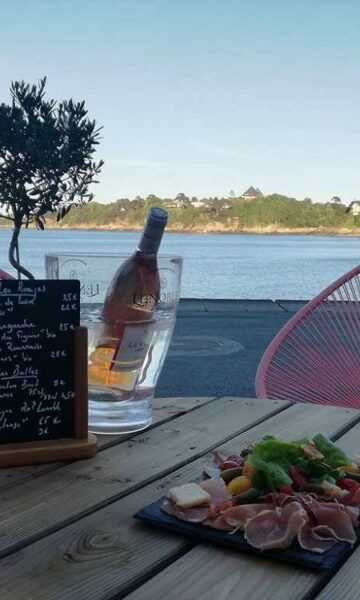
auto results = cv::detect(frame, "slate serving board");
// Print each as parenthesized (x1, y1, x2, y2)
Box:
(134, 496, 356, 571)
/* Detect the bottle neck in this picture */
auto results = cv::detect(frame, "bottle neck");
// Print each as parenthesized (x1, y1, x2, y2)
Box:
(138, 231, 162, 255)
(138, 208, 168, 254)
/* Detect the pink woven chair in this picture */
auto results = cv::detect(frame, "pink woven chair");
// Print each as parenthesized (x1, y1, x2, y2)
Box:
(256, 264, 360, 408)
(0, 269, 14, 280)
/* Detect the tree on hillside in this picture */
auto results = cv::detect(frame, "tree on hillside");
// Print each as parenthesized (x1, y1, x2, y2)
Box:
(175, 192, 190, 201)
(146, 194, 162, 205)
(0, 77, 103, 278)
(228, 190, 236, 198)
(331, 196, 341, 203)
(175, 192, 191, 208)
(133, 195, 145, 208)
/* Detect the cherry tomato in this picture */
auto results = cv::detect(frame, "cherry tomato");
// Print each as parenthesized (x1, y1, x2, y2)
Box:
(289, 465, 309, 489)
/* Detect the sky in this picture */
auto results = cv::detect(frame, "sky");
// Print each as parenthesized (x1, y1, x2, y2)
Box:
(0, 0, 359, 204)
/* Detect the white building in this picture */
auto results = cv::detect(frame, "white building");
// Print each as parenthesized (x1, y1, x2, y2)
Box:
(347, 201, 360, 216)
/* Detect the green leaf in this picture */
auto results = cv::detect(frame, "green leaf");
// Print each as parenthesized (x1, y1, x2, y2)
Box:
(250, 438, 303, 468)
(248, 454, 292, 490)
(312, 434, 352, 468)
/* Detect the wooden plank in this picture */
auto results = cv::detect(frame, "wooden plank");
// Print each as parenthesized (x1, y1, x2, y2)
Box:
(0, 403, 358, 600)
(98, 395, 221, 449)
(0, 396, 287, 559)
(128, 546, 315, 600)
(0, 396, 217, 492)
(0, 434, 97, 467)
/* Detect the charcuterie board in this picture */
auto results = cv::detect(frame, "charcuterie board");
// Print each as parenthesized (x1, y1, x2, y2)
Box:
(134, 495, 355, 570)
(134, 433, 360, 570)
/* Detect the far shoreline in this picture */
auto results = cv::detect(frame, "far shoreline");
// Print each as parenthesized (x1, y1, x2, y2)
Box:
(0, 224, 359, 237)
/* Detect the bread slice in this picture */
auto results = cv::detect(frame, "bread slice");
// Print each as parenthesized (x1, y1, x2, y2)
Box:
(168, 483, 211, 509)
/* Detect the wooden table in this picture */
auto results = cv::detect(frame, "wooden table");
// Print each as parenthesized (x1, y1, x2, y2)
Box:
(1, 396, 360, 600)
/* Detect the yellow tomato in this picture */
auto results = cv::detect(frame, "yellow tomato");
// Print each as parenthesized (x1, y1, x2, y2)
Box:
(227, 475, 252, 495)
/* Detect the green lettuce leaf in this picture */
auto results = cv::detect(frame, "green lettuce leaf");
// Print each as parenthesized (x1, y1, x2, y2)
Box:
(248, 454, 292, 491)
(312, 434, 352, 469)
(247, 438, 303, 490)
(250, 438, 304, 468)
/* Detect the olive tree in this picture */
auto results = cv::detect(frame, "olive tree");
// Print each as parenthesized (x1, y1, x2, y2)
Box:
(0, 78, 103, 278)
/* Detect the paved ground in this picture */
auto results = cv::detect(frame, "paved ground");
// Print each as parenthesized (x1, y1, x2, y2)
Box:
(157, 299, 306, 398)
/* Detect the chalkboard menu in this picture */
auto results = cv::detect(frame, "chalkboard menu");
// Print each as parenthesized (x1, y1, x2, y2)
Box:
(0, 280, 80, 444)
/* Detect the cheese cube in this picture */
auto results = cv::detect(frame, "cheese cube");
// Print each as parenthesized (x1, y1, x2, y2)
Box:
(168, 483, 211, 509)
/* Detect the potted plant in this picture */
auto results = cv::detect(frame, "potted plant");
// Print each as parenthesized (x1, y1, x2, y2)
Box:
(0, 77, 103, 279)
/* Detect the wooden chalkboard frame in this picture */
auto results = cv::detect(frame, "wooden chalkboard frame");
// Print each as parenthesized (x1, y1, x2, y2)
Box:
(0, 326, 97, 467)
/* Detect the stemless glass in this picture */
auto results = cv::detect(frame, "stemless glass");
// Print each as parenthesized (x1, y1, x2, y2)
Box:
(46, 253, 182, 434)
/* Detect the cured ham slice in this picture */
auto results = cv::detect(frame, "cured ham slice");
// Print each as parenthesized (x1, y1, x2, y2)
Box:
(299, 497, 357, 544)
(244, 502, 307, 550)
(307, 502, 359, 528)
(162, 478, 233, 523)
(266, 492, 359, 529)
(262, 493, 293, 506)
(204, 515, 232, 531)
(220, 504, 274, 531)
(162, 499, 211, 523)
(298, 523, 337, 553)
(200, 478, 233, 515)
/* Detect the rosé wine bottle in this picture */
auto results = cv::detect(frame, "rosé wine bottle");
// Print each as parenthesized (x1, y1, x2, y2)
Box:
(88, 207, 168, 397)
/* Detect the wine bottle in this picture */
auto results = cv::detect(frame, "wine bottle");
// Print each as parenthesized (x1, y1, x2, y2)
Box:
(88, 207, 168, 394)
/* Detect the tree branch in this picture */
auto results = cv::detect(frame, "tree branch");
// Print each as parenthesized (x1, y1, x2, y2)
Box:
(8, 226, 34, 279)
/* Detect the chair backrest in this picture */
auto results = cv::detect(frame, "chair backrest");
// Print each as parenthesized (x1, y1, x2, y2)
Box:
(255, 264, 360, 408)
(0, 269, 14, 280)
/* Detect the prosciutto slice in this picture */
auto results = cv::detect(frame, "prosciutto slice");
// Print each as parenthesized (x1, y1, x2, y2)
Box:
(204, 514, 232, 531)
(200, 478, 232, 503)
(244, 502, 307, 550)
(199, 478, 233, 516)
(162, 478, 233, 523)
(299, 497, 357, 544)
(298, 523, 337, 553)
(220, 503, 274, 531)
(162, 499, 210, 523)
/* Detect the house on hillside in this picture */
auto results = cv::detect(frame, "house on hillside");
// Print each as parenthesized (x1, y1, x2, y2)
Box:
(191, 199, 207, 208)
(347, 201, 360, 216)
(241, 186, 263, 199)
(163, 196, 190, 209)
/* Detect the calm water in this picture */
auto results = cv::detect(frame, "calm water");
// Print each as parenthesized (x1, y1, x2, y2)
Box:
(0, 228, 359, 299)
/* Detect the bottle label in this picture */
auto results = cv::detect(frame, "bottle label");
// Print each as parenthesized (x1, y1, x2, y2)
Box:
(112, 323, 155, 369)
(129, 292, 158, 310)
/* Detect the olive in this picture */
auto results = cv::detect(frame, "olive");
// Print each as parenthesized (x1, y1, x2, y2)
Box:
(233, 488, 260, 504)
(219, 467, 243, 484)
(299, 483, 326, 494)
